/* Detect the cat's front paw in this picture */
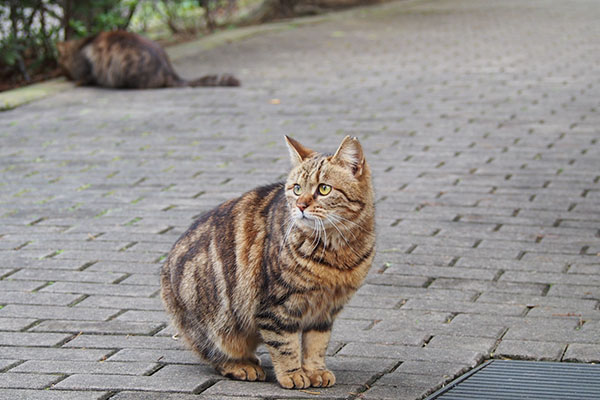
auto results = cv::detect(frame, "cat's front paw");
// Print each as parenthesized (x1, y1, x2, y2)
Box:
(277, 369, 311, 389)
(219, 361, 266, 382)
(303, 368, 336, 387)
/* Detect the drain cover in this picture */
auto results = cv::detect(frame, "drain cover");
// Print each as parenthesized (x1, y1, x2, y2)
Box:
(426, 359, 600, 399)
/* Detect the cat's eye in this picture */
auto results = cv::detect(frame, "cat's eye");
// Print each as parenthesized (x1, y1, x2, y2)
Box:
(318, 184, 332, 196)
(293, 184, 302, 195)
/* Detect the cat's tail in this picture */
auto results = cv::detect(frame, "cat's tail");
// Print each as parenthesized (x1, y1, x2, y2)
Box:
(187, 74, 241, 87)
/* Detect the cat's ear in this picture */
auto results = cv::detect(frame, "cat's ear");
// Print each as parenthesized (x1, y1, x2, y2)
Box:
(284, 136, 315, 167)
(332, 135, 365, 177)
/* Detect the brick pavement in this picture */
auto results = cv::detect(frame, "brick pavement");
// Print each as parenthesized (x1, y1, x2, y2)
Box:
(1, 0, 599, 398)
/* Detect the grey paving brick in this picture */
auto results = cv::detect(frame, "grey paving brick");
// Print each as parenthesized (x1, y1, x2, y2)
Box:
(338, 343, 484, 366)
(393, 360, 471, 377)
(563, 343, 600, 363)
(40, 282, 157, 297)
(500, 271, 600, 285)
(0, 304, 116, 321)
(384, 265, 498, 280)
(0, 359, 19, 371)
(0, 317, 37, 331)
(359, 380, 434, 400)
(547, 284, 600, 299)
(74, 295, 163, 310)
(0, 291, 81, 307)
(0, 373, 62, 389)
(0, 332, 71, 347)
(429, 278, 547, 295)
(64, 334, 182, 350)
(426, 335, 496, 354)
(109, 393, 248, 400)
(9, 360, 156, 375)
(331, 328, 429, 347)
(0, 389, 108, 400)
(494, 339, 566, 361)
(115, 310, 169, 323)
(476, 292, 599, 309)
(401, 298, 527, 316)
(31, 320, 162, 335)
(108, 348, 200, 364)
(202, 380, 359, 399)
(0, 346, 112, 362)
(150, 364, 222, 380)
(54, 373, 205, 392)
(8, 269, 126, 284)
(87, 261, 162, 275)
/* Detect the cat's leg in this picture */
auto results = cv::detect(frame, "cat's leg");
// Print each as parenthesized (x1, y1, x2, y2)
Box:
(302, 329, 336, 387)
(261, 329, 310, 389)
(215, 332, 266, 382)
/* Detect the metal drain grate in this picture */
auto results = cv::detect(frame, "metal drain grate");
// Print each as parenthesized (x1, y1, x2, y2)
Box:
(426, 360, 600, 400)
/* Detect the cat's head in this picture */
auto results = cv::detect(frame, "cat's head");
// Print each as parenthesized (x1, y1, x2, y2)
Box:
(56, 39, 85, 79)
(284, 135, 373, 232)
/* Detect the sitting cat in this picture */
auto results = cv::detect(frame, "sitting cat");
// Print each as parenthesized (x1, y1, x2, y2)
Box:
(161, 135, 375, 389)
(56, 30, 240, 89)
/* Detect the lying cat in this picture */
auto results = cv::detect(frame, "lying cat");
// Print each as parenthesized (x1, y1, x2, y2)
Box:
(161, 136, 375, 389)
(57, 30, 240, 89)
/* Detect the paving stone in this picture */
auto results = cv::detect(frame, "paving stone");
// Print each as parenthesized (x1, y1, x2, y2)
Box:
(359, 380, 433, 400)
(546, 284, 600, 299)
(494, 339, 566, 361)
(54, 373, 205, 392)
(202, 380, 359, 399)
(0, 332, 71, 347)
(31, 320, 162, 335)
(0, 389, 108, 400)
(0, 304, 117, 321)
(563, 343, 600, 363)
(108, 348, 200, 364)
(39, 282, 158, 297)
(392, 360, 470, 378)
(74, 295, 163, 310)
(0, 346, 112, 362)
(0, 359, 19, 371)
(109, 393, 250, 400)
(64, 334, 183, 350)
(426, 335, 497, 354)
(0, 373, 62, 389)
(428, 278, 547, 295)
(476, 292, 599, 309)
(9, 360, 156, 375)
(0, 291, 81, 307)
(401, 298, 527, 316)
(8, 269, 126, 284)
(338, 343, 484, 366)
(0, 317, 37, 331)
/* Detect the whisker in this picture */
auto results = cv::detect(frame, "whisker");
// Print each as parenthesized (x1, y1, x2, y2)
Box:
(325, 215, 363, 258)
(319, 218, 327, 261)
(280, 215, 296, 251)
(330, 213, 374, 236)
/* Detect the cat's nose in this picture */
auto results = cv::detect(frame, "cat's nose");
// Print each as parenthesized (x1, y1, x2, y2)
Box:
(297, 202, 308, 212)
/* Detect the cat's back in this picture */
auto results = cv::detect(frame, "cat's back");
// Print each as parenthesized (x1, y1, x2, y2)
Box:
(83, 30, 179, 88)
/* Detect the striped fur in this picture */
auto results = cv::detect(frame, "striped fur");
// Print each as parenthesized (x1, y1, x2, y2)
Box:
(57, 30, 239, 89)
(161, 136, 375, 389)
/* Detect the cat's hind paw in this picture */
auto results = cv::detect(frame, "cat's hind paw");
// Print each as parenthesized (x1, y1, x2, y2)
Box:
(277, 369, 311, 389)
(219, 361, 266, 382)
(304, 368, 336, 387)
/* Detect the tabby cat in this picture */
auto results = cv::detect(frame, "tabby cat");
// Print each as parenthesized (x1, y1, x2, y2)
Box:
(57, 30, 240, 89)
(160, 136, 375, 389)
